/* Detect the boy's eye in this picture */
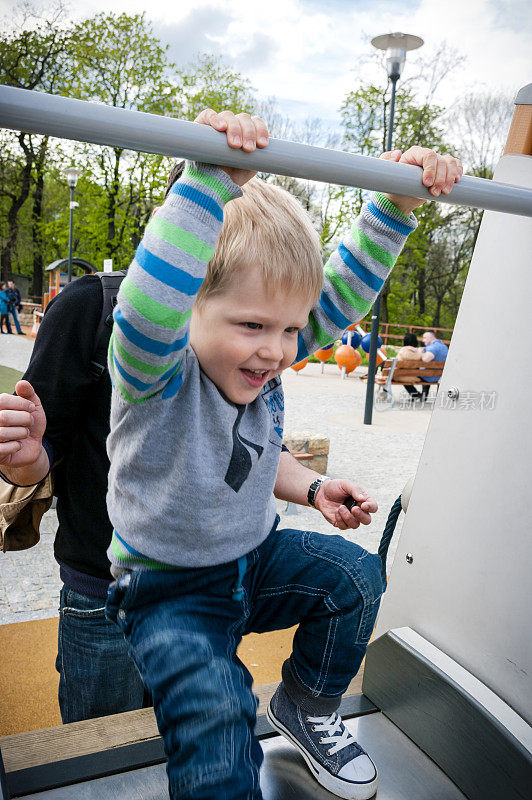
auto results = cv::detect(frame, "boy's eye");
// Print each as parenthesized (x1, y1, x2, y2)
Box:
(243, 322, 261, 330)
(285, 327, 299, 334)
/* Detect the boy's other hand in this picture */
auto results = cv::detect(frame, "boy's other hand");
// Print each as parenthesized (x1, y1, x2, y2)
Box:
(0, 380, 46, 468)
(314, 478, 377, 531)
(194, 108, 269, 187)
(380, 147, 463, 216)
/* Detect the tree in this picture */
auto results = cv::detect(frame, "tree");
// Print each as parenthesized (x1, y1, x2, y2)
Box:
(176, 54, 255, 120)
(0, 3, 71, 283)
(64, 12, 176, 266)
(340, 83, 456, 323)
(446, 91, 513, 178)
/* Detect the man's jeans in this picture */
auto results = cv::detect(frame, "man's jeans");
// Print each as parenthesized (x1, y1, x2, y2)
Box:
(57, 586, 145, 723)
(9, 306, 22, 334)
(106, 524, 385, 800)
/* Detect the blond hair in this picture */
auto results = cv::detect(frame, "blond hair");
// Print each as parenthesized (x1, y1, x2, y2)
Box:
(196, 178, 323, 307)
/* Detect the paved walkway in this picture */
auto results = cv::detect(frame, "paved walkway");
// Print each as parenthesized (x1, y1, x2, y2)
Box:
(0, 338, 432, 625)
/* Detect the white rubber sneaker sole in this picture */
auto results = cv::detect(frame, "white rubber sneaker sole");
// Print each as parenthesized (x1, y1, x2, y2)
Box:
(266, 704, 378, 800)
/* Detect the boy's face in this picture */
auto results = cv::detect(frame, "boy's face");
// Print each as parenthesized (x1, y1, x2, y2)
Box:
(190, 263, 311, 405)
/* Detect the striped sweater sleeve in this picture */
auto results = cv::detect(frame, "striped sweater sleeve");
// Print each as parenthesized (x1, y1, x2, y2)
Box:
(296, 192, 417, 361)
(109, 163, 242, 403)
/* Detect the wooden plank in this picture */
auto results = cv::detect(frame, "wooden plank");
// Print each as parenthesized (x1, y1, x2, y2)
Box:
(392, 374, 443, 382)
(0, 667, 364, 773)
(504, 105, 532, 156)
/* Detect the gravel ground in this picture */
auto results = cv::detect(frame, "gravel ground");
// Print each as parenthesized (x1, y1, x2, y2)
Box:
(0, 339, 432, 625)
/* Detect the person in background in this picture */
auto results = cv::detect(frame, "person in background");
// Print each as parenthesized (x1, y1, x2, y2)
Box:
(397, 331, 422, 360)
(403, 329, 448, 400)
(7, 279, 24, 335)
(0, 282, 12, 334)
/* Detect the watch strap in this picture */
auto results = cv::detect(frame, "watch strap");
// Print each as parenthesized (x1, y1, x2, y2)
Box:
(307, 476, 329, 508)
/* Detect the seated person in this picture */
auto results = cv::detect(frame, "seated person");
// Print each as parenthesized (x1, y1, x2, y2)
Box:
(397, 331, 422, 360)
(404, 329, 448, 400)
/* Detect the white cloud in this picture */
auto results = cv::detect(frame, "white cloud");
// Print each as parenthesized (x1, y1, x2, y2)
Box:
(1, 0, 529, 127)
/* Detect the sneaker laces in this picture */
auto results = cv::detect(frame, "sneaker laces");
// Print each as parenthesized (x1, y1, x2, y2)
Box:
(307, 712, 362, 756)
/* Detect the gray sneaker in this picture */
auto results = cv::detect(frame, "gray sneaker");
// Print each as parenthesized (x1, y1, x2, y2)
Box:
(267, 684, 377, 800)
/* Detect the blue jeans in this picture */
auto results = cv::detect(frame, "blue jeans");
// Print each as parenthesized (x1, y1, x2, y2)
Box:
(57, 586, 146, 723)
(106, 523, 385, 800)
(9, 306, 22, 334)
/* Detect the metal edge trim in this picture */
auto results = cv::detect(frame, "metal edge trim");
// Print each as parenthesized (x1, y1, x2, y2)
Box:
(362, 629, 532, 800)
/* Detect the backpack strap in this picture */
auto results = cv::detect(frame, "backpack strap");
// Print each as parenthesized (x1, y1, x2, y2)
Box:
(90, 271, 126, 381)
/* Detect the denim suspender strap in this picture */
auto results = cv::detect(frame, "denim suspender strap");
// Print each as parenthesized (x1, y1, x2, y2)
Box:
(232, 555, 247, 601)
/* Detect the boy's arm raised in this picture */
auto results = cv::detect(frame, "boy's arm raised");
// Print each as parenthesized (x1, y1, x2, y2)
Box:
(109, 110, 268, 404)
(109, 164, 241, 403)
(295, 148, 462, 360)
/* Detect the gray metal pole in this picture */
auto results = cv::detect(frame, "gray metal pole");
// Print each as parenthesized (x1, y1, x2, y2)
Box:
(364, 75, 399, 425)
(67, 186, 74, 283)
(1, 85, 532, 217)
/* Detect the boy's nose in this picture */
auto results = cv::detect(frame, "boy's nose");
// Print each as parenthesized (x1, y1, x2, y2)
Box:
(257, 339, 284, 364)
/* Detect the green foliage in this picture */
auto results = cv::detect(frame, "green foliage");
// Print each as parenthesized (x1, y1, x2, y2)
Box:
(0, 10, 256, 284)
(0, 13, 70, 92)
(176, 54, 256, 120)
(338, 82, 474, 328)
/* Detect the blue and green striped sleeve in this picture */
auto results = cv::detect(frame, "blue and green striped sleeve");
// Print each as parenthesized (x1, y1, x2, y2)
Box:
(109, 163, 242, 403)
(295, 192, 417, 361)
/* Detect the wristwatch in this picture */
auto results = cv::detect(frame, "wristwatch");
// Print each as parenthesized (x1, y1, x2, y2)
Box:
(307, 476, 330, 508)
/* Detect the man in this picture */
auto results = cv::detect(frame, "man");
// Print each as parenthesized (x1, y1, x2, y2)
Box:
(7, 280, 24, 335)
(404, 329, 448, 400)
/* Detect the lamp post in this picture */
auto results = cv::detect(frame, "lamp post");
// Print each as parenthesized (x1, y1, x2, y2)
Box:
(63, 166, 82, 283)
(363, 32, 423, 425)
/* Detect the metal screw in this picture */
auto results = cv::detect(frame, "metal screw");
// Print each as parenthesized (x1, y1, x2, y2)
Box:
(447, 387, 459, 400)
(406, 553, 414, 564)
(118, 609, 126, 620)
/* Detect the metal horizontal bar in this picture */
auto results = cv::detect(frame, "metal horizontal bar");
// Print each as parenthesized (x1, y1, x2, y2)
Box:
(1, 84, 531, 217)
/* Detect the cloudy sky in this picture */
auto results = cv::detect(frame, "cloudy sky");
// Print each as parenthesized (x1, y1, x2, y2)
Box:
(2, 0, 531, 128)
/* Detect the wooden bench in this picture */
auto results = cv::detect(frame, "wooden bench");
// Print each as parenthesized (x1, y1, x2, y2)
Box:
(291, 452, 313, 462)
(376, 358, 446, 407)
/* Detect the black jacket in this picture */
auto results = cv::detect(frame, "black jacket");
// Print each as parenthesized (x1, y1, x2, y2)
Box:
(23, 276, 114, 594)
(8, 287, 22, 311)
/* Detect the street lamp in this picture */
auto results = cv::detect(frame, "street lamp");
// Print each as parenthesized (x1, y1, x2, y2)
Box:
(363, 32, 423, 425)
(63, 166, 82, 283)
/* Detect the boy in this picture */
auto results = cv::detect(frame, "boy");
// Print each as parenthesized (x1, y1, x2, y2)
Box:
(112, 109, 460, 800)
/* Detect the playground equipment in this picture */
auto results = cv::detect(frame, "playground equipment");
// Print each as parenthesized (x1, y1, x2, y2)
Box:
(0, 82, 531, 800)
(335, 325, 387, 378)
(334, 343, 361, 377)
(290, 357, 308, 373)
(42, 258, 97, 309)
(314, 344, 334, 373)
(341, 329, 362, 349)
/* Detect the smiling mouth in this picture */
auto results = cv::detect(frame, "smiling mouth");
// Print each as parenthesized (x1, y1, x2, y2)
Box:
(240, 368, 270, 387)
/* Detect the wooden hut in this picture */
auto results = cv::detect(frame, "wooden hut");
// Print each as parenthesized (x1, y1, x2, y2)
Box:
(43, 258, 97, 310)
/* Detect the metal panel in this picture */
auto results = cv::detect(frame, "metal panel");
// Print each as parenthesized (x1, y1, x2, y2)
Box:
(17, 712, 466, 800)
(1, 85, 532, 216)
(363, 628, 532, 800)
(375, 153, 532, 724)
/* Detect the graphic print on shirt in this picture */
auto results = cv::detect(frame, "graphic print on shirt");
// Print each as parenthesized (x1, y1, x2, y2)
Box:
(261, 377, 284, 446)
(224, 405, 264, 492)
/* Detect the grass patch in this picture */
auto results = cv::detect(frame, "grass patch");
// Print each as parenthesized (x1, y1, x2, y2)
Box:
(0, 365, 23, 394)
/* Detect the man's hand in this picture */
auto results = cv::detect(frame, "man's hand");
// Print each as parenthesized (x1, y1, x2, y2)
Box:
(381, 147, 463, 216)
(314, 479, 378, 531)
(0, 380, 46, 468)
(193, 108, 269, 187)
